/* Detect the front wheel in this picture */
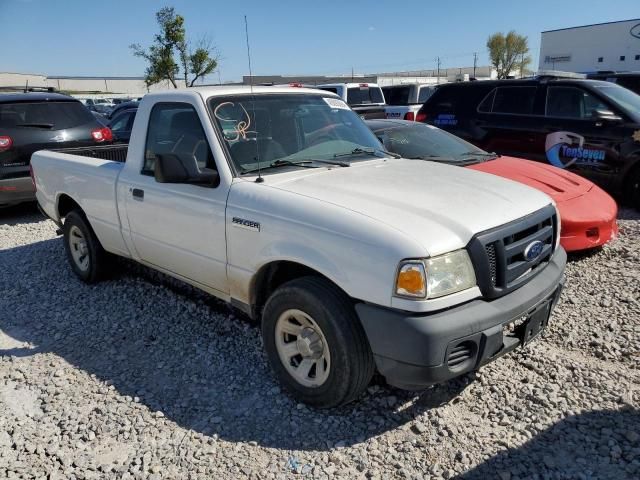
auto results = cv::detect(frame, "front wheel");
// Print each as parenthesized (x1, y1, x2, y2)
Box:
(262, 277, 375, 408)
(63, 210, 110, 283)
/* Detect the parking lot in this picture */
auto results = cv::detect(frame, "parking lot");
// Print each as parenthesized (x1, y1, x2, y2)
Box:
(0, 204, 637, 479)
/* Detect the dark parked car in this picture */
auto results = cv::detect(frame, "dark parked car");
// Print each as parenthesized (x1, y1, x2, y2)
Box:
(108, 101, 139, 120)
(417, 77, 640, 207)
(0, 93, 113, 207)
(108, 105, 138, 143)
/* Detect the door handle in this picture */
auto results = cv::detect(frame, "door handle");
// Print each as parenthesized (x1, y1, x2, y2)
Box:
(132, 188, 144, 200)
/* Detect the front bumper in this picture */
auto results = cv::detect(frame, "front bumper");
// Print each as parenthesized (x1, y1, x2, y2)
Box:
(558, 187, 618, 252)
(0, 176, 35, 207)
(355, 247, 566, 390)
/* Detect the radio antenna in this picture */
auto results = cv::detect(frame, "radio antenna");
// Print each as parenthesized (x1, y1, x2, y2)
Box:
(244, 15, 263, 183)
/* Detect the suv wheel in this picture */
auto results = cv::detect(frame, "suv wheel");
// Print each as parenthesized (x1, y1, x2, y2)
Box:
(262, 276, 375, 408)
(625, 167, 640, 210)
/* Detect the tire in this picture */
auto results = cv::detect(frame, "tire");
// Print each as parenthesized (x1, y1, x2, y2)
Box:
(624, 167, 640, 210)
(262, 276, 375, 408)
(63, 210, 110, 283)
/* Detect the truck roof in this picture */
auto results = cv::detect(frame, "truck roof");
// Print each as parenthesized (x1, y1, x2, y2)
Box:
(144, 85, 337, 101)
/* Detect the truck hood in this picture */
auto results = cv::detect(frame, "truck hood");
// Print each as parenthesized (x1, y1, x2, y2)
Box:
(265, 159, 554, 256)
(467, 156, 593, 203)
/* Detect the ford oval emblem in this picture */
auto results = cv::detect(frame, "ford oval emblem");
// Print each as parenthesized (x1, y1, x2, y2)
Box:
(631, 23, 640, 39)
(524, 240, 544, 262)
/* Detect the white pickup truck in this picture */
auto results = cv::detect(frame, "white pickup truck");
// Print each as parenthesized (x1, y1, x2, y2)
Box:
(382, 83, 436, 121)
(32, 86, 566, 408)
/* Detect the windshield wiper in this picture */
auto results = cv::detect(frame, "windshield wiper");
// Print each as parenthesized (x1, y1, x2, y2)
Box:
(15, 123, 54, 129)
(409, 154, 457, 161)
(333, 147, 400, 159)
(240, 159, 319, 175)
(458, 151, 499, 158)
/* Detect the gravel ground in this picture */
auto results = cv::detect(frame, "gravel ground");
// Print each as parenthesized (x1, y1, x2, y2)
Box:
(1, 203, 639, 480)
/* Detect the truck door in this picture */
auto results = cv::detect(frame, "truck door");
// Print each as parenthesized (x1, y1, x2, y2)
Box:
(537, 85, 626, 188)
(120, 102, 229, 295)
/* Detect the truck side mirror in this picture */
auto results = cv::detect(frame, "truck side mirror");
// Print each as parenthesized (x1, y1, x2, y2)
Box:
(154, 154, 219, 187)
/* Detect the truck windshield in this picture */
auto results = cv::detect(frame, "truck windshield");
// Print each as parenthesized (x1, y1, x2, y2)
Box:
(208, 94, 388, 175)
(374, 123, 495, 164)
(593, 84, 640, 122)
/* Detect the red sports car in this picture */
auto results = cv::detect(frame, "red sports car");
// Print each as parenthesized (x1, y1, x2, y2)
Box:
(368, 119, 618, 252)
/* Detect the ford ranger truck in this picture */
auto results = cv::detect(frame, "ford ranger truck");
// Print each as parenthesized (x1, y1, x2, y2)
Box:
(31, 87, 566, 408)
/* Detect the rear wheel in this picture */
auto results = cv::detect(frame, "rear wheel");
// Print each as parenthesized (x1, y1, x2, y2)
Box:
(262, 276, 375, 408)
(63, 210, 110, 283)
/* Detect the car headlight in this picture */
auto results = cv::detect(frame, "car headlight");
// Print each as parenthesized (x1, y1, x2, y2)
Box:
(395, 250, 476, 299)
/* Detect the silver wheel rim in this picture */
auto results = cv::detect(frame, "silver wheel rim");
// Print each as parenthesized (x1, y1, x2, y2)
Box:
(68, 225, 90, 272)
(275, 309, 331, 388)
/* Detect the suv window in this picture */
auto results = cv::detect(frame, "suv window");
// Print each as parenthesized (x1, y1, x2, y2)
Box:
(143, 103, 215, 176)
(0, 101, 95, 130)
(417, 86, 433, 103)
(491, 86, 537, 114)
(382, 86, 410, 105)
(545, 86, 609, 119)
(110, 111, 133, 133)
(346, 86, 384, 105)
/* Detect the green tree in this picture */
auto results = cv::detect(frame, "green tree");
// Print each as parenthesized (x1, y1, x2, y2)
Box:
(131, 7, 218, 88)
(486, 31, 531, 79)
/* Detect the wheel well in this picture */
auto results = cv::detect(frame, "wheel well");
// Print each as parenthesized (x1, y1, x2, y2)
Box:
(251, 261, 340, 319)
(57, 194, 82, 219)
(623, 158, 640, 194)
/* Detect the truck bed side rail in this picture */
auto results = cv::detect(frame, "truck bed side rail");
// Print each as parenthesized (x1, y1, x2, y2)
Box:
(49, 144, 129, 163)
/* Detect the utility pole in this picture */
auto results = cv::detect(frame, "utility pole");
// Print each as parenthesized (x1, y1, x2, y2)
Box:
(436, 56, 441, 84)
(351, 66, 354, 81)
(473, 52, 478, 78)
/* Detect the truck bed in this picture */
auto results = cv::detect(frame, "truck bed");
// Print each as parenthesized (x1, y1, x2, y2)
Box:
(51, 144, 129, 163)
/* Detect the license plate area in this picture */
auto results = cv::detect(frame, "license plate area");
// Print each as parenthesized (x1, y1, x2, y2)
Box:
(504, 299, 552, 346)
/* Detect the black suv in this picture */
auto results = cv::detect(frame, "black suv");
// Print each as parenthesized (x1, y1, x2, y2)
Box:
(417, 77, 640, 206)
(0, 93, 112, 207)
(586, 72, 640, 96)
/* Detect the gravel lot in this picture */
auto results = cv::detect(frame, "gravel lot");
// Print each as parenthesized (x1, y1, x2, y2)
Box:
(1, 203, 639, 480)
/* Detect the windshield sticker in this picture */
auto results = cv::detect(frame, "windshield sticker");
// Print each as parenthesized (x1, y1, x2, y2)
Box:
(433, 114, 458, 126)
(323, 97, 349, 110)
(545, 132, 606, 168)
(213, 102, 255, 141)
(633, 130, 640, 143)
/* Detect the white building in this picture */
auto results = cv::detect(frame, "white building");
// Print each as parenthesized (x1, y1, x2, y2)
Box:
(539, 19, 640, 73)
(0, 72, 180, 95)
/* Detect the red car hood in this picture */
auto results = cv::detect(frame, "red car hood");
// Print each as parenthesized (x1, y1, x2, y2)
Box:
(466, 156, 592, 202)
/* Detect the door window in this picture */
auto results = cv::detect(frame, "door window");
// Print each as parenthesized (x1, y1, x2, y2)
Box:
(545, 86, 609, 119)
(491, 87, 537, 114)
(109, 111, 133, 133)
(143, 103, 216, 176)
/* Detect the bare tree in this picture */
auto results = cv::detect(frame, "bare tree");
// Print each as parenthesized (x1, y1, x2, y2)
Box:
(131, 7, 218, 88)
(487, 31, 531, 79)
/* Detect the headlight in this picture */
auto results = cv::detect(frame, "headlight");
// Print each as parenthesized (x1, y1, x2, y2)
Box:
(395, 250, 476, 299)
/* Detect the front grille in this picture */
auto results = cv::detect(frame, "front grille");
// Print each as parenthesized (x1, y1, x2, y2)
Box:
(468, 205, 557, 299)
(485, 244, 497, 287)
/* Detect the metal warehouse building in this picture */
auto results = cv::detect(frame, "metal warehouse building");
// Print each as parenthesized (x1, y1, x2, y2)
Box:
(539, 18, 640, 73)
